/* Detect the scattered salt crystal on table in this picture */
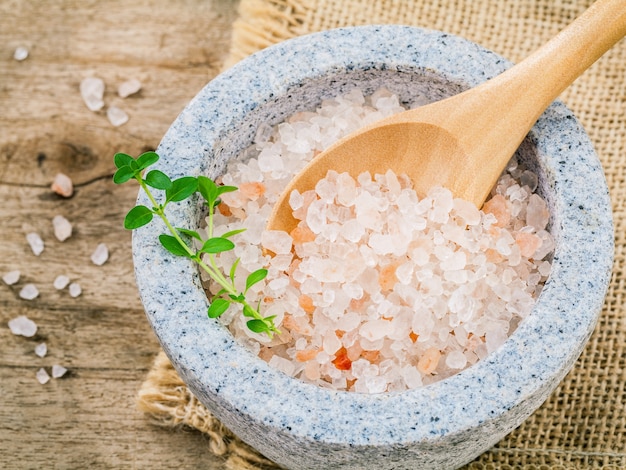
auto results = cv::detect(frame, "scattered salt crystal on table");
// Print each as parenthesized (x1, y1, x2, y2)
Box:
(53, 275, 70, 290)
(51, 173, 73, 197)
(19, 284, 39, 300)
(2, 270, 20, 285)
(91, 243, 109, 265)
(107, 106, 129, 127)
(52, 215, 72, 241)
(26, 232, 44, 256)
(9, 315, 37, 337)
(69, 283, 82, 298)
(80, 77, 105, 111)
(52, 365, 68, 378)
(36, 368, 50, 385)
(35, 343, 47, 358)
(13, 46, 28, 61)
(117, 78, 141, 98)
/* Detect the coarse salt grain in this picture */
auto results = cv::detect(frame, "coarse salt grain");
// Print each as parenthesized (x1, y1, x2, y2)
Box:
(19, 283, 39, 300)
(107, 106, 129, 127)
(36, 368, 50, 385)
(80, 77, 105, 111)
(26, 232, 44, 256)
(52, 215, 72, 241)
(52, 365, 68, 378)
(14, 46, 29, 61)
(69, 283, 82, 298)
(91, 243, 109, 265)
(53, 275, 70, 290)
(202, 88, 554, 393)
(118, 78, 141, 98)
(51, 173, 73, 197)
(2, 270, 20, 285)
(8, 315, 37, 337)
(35, 342, 47, 358)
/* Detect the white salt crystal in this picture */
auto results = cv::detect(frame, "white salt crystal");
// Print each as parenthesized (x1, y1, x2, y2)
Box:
(360, 319, 392, 342)
(117, 78, 142, 98)
(26, 232, 44, 256)
(91, 243, 109, 265)
(14, 46, 29, 61)
(19, 283, 39, 300)
(80, 77, 105, 111)
(36, 368, 51, 385)
(51, 173, 74, 197)
(2, 270, 20, 285)
(261, 230, 293, 255)
(52, 364, 68, 378)
(268, 355, 296, 376)
(35, 343, 47, 358)
(69, 283, 82, 298)
(52, 215, 72, 241)
(107, 106, 129, 127)
(288, 190, 304, 211)
(53, 275, 70, 290)
(8, 315, 37, 337)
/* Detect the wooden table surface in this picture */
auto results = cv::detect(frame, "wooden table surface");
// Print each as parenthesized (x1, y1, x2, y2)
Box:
(1, 1, 239, 468)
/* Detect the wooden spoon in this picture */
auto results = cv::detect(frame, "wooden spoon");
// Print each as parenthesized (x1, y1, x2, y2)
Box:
(267, 0, 626, 233)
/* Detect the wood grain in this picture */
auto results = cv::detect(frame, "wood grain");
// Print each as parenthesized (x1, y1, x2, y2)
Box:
(0, 1, 239, 468)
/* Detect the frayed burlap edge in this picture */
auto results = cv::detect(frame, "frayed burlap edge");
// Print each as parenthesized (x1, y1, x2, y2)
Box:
(136, 351, 282, 470)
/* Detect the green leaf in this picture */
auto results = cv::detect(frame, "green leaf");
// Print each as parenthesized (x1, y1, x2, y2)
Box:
(229, 258, 241, 283)
(166, 177, 198, 203)
(113, 166, 135, 184)
(124, 205, 154, 229)
(145, 170, 172, 190)
(229, 293, 245, 302)
(197, 176, 218, 206)
(247, 319, 270, 334)
(216, 185, 238, 196)
(221, 228, 246, 239)
(242, 305, 256, 318)
(158, 234, 192, 257)
(208, 298, 230, 318)
(177, 228, 202, 241)
(136, 151, 159, 170)
(200, 237, 235, 254)
(114, 152, 134, 169)
(245, 268, 268, 293)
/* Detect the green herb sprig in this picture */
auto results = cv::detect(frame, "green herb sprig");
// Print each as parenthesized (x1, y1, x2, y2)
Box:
(113, 151, 279, 337)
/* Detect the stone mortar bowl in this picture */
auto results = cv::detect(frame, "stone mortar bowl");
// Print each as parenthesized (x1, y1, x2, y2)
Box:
(133, 25, 614, 470)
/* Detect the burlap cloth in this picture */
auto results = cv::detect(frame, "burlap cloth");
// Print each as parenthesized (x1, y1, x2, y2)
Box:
(137, 1, 626, 468)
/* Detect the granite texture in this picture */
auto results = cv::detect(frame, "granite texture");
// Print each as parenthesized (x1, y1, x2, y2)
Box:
(132, 26, 614, 469)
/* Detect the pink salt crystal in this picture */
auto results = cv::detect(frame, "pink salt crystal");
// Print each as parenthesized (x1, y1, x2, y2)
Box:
(261, 230, 293, 255)
(8, 315, 37, 337)
(526, 194, 550, 230)
(483, 194, 511, 227)
(51, 173, 74, 197)
(52, 215, 72, 241)
(36, 368, 51, 385)
(515, 232, 542, 257)
(117, 78, 142, 98)
(445, 350, 467, 369)
(417, 348, 441, 374)
(2, 270, 20, 285)
(453, 198, 481, 225)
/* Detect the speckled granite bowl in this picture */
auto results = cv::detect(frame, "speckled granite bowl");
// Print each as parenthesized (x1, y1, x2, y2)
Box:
(133, 26, 613, 470)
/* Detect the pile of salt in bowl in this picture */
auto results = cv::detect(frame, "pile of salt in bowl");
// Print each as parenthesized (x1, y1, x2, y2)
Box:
(203, 88, 554, 393)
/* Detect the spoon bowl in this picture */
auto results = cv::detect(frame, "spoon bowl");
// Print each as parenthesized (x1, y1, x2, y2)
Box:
(268, 0, 626, 233)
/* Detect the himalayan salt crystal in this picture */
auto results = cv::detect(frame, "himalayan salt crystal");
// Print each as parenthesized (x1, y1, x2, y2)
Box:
(19, 284, 39, 300)
(35, 343, 47, 358)
(80, 77, 105, 111)
(53, 275, 70, 290)
(515, 232, 542, 257)
(117, 78, 142, 98)
(51, 173, 74, 197)
(417, 348, 442, 375)
(239, 181, 266, 200)
(91, 243, 109, 265)
(445, 350, 467, 369)
(526, 194, 550, 230)
(52, 215, 72, 241)
(483, 194, 511, 227)
(269, 355, 296, 376)
(453, 198, 481, 225)
(13, 46, 29, 61)
(2, 270, 20, 285)
(36, 368, 51, 385)
(261, 230, 293, 255)
(69, 283, 82, 298)
(8, 315, 37, 337)
(107, 106, 129, 127)
(52, 364, 68, 378)
(26, 232, 44, 256)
